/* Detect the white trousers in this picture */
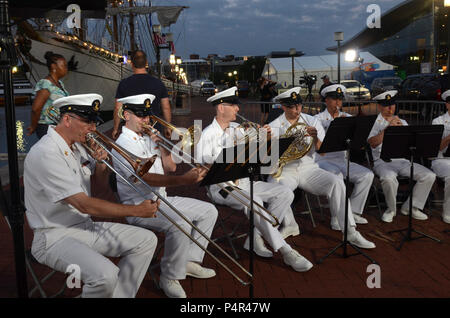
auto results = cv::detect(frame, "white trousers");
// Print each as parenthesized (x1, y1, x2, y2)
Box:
(127, 196, 218, 280)
(373, 159, 436, 211)
(317, 159, 374, 215)
(208, 181, 293, 252)
(31, 221, 157, 298)
(268, 162, 356, 231)
(431, 159, 450, 217)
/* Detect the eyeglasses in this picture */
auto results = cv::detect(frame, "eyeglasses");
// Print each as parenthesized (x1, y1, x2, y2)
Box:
(67, 114, 98, 126)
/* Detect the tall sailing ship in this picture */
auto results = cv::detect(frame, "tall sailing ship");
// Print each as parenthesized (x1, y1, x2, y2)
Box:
(11, 0, 189, 112)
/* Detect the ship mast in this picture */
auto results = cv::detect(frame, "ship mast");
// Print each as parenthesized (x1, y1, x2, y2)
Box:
(128, 0, 136, 51)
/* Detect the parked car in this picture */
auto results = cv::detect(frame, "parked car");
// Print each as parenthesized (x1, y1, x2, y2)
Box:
(397, 73, 449, 119)
(199, 81, 216, 96)
(370, 76, 402, 98)
(236, 80, 249, 98)
(397, 73, 449, 101)
(340, 80, 371, 101)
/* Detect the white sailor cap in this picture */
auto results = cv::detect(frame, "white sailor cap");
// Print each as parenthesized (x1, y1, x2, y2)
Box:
(442, 89, 450, 102)
(373, 90, 398, 106)
(273, 87, 302, 105)
(117, 94, 156, 116)
(321, 84, 346, 98)
(53, 93, 103, 122)
(206, 86, 240, 106)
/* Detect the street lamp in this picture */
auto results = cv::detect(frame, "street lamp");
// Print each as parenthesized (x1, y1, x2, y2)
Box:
(334, 31, 344, 83)
(345, 49, 365, 114)
(289, 48, 297, 88)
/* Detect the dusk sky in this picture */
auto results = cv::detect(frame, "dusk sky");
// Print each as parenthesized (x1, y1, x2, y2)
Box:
(153, 0, 406, 59)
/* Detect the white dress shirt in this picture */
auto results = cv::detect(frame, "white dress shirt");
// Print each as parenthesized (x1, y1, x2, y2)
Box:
(432, 111, 450, 158)
(314, 109, 351, 161)
(367, 113, 408, 162)
(24, 126, 94, 248)
(196, 117, 250, 189)
(113, 126, 167, 204)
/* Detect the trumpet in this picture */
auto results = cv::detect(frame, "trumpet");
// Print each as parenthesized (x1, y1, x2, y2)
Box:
(140, 117, 281, 227)
(45, 106, 156, 178)
(46, 106, 252, 285)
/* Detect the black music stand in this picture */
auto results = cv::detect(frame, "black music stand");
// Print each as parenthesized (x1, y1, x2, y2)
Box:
(381, 125, 444, 251)
(201, 137, 293, 298)
(317, 115, 378, 264)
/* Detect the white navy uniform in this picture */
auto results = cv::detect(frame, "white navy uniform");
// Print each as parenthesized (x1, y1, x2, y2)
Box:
(24, 125, 157, 298)
(431, 90, 450, 222)
(196, 117, 294, 252)
(267, 112, 357, 231)
(113, 126, 218, 280)
(368, 113, 435, 213)
(314, 108, 374, 216)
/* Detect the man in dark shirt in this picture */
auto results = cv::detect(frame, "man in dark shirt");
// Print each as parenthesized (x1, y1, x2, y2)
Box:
(319, 75, 334, 101)
(113, 50, 172, 139)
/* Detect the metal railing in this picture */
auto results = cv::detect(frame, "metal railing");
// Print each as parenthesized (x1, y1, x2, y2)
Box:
(238, 100, 447, 126)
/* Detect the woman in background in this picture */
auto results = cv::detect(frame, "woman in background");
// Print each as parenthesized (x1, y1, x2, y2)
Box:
(27, 51, 68, 139)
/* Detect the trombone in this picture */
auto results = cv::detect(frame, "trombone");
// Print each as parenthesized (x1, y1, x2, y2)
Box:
(46, 107, 252, 286)
(45, 106, 157, 178)
(139, 115, 281, 227)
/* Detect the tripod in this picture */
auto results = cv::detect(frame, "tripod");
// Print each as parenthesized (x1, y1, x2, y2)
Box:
(381, 125, 443, 251)
(318, 138, 377, 264)
(388, 146, 441, 251)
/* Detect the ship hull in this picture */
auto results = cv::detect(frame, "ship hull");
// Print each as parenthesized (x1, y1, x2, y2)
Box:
(25, 34, 133, 111)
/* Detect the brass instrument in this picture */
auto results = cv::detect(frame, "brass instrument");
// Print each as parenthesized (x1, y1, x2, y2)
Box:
(140, 118, 281, 227)
(84, 133, 252, 286)
(45, 106, 156, 177)
(118, 106, 201, 150)
(234, 113, 260, 144)
(46, 107, 252, 285)
(272, 122, 313, 178)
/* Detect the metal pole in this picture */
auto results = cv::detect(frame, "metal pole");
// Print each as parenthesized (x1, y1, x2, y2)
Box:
(291, 55, 294, 87)
(337, 40, 341, 83)
(157, 46, 161, 79)
(0, 0, 28, 298)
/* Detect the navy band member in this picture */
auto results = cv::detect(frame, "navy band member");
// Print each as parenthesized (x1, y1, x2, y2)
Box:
(314, 84, 374, 229)
(113, 94, 218, 298)
(24, 94, 159, 298)
(196, 86, 314, 273)
(367, 90, 436, 223)
(431, 89, 450, 224)
(267, 87, 375, 249)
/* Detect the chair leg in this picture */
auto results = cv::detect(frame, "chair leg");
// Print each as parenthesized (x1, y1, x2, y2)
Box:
(26, 250, 67, 298)
(148, 244, 164, 290)
(303, 192, 316, 228)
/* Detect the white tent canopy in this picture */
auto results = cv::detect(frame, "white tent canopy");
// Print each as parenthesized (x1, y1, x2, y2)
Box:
(262, 52, 395, 88)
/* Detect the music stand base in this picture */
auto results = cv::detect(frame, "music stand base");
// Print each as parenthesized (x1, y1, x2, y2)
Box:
(388, 228, 441, 251)
(317, 240, 378, 265)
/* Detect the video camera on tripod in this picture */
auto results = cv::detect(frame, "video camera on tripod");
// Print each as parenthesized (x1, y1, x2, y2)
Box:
(299, 73, 317, 90)
(299, 73, 317, 102)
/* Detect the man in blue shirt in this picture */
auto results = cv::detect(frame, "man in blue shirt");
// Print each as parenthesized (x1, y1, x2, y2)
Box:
(113, 50, 172, 139)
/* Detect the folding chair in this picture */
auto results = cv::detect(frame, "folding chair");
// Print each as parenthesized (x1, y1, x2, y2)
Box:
(206, 187, 247, 260)
(363, 144, 416, 219)
(0, 176, 66, 298)
(292, 188, 316, 228)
